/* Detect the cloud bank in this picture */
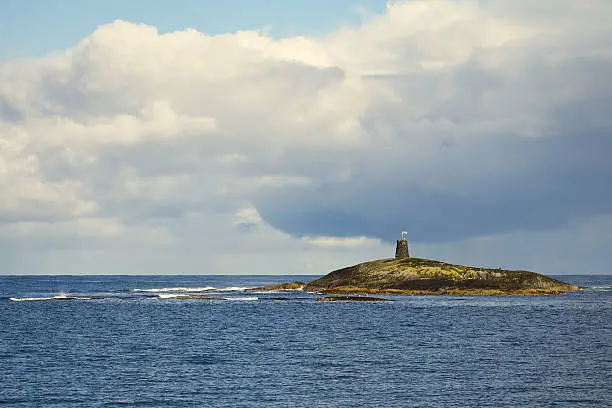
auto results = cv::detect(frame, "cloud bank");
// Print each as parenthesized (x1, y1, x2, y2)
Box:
(1, 0, 611, 274)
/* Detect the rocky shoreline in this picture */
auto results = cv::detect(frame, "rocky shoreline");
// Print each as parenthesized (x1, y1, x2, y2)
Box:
(318, 287, 570, 296)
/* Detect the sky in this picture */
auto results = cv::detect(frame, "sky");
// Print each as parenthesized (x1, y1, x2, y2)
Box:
(0, 0, 386, 60)
(0, 0, 611, 275)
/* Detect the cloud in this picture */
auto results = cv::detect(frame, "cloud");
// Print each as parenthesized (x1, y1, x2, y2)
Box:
(234, 206, 263, 232)
(302, 236, 383, 248)
(0, 1, 610, 274)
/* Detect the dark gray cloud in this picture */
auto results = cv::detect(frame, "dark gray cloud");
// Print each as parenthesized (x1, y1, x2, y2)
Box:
(252, 48, 612, 243)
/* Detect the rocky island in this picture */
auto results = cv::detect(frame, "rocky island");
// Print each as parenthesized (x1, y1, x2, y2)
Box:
(305, 256, 579, 296)
(266, 232, 579, 296)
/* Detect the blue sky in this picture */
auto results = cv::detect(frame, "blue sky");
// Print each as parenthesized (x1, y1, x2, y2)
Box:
(0, 0, 386, 60)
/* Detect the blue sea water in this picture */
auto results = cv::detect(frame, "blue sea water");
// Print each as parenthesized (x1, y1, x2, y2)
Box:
(1, 275, 610, 407)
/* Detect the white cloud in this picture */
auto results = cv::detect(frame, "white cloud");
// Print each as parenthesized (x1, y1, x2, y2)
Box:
(0, 1, 611, 274)
(234, 206, 262, 230)
(303, 235, 384, 248)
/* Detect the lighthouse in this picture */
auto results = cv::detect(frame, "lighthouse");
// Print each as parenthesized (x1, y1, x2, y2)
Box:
(395, 231, 410, 258)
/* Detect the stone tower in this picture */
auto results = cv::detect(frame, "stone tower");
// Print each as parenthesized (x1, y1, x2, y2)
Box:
(395, 231, 409, 258)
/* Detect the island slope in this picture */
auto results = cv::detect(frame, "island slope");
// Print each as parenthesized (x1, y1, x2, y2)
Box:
(305, 257, 579, 295)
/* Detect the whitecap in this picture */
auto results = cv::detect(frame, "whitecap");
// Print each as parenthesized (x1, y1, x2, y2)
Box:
(10, 296, 55, 301)
(134, 286, 253, 293)
(217, 287, 250, 292)
(133, 286, 216, 293)
(588, 285, 611, 291)
(156, 293, 211, 299)
(157, 293, 186, 299)
(9, 294, 92, 302)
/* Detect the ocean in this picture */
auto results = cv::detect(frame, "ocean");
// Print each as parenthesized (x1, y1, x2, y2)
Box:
(1, 275, 610, 407)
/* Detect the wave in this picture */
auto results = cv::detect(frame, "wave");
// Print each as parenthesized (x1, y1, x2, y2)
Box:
(158, 293, 187, 299)
(133, 286, 216, 292)
(587, 285, 611, 291)
(156, 294, 258, 301)
(133, 286, 251, 293)
(10, 296, 59, 301)
(9, 295, 93, 302)
(217, 287, 250, 292)
(9, 293, 260, 302)
(157, 294, 213, 299)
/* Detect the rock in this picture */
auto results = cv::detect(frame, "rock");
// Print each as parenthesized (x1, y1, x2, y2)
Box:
(306, 257, 579, 296)
(158, 295, 220, 300)
(248, 281, 306, 291)
(316, 296, 392, 302)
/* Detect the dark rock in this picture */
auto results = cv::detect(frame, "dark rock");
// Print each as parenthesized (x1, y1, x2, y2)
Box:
(316, 296, 392, 302)
(248, 282, 306, 291)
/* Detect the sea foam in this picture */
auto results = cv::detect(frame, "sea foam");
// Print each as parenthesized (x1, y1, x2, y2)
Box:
(156, 293, 213, 299)
(133, 286, 250, 293)
(217, 287, 250, 292)
(9, 295, 93, 302)
(133, 287, 216, 292)
(588, 285, 611, 291)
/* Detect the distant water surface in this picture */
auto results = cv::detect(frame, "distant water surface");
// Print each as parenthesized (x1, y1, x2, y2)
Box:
(1, 275, 610, 407)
